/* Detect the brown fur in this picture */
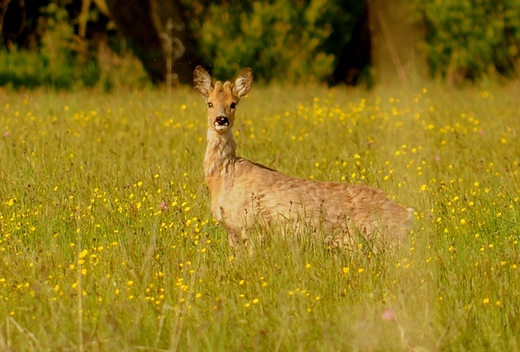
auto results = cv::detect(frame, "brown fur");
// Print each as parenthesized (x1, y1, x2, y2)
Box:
(193, 66, 412, 250)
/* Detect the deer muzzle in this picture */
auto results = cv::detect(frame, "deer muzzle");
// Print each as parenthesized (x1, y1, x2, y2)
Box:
(214, 116, 230, 130)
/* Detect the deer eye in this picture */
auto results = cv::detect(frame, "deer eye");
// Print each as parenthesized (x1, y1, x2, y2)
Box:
(207, 102, 213, 108)
(230, 102, 236, 109)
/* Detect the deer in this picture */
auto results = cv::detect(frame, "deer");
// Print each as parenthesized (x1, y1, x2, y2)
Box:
(193, 66, 413, 252)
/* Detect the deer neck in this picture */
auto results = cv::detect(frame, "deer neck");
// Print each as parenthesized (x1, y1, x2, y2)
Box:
(204, 129, 237, 180)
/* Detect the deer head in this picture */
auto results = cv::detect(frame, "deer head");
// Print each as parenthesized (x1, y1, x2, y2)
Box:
(193, 66, 253, 133)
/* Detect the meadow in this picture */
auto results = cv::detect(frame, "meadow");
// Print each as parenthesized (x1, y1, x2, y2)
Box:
(0, 81, 519, 351)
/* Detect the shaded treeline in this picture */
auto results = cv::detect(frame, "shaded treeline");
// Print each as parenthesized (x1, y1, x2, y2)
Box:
(1, 0, 519, 88)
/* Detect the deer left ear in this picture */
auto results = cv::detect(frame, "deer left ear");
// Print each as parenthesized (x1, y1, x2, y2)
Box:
(233, 68, 253, 99)
(193, 66, 213, 99)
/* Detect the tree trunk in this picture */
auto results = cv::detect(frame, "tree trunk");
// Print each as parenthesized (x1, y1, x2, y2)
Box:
(105, 0, 165, 84)
(367, 0, 426, 86)
(105, 0, 199, 85)
(329, 4, 371, 87)
(149, 0, 199, 84)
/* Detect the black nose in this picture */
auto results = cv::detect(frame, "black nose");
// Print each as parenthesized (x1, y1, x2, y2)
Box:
(215, 116, 229, 126)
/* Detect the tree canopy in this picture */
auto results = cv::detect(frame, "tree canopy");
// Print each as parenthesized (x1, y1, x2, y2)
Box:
(1, 0, 519, 89)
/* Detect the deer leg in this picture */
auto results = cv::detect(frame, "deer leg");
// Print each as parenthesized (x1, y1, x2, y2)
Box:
(227, 228, 253, 255)
(227, 230, 241, 250)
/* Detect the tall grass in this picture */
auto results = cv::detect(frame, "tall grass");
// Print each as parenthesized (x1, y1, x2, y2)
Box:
(0, 82, 519, 350)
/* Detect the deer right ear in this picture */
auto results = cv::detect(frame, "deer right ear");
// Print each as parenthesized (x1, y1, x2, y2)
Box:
(193, 66, 213, 99)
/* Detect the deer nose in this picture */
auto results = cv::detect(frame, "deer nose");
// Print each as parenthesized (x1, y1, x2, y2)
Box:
(215, 116, 229, 127)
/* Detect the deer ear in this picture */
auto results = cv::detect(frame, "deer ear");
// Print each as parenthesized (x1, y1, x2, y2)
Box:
(233, 68, 253, 99)
(193, 66, 213, 98)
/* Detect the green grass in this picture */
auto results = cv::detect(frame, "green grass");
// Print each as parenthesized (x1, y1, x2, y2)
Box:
(0, 82, 519, 351)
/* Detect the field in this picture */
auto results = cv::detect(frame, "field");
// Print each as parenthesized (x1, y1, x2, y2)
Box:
(0, 81, 519, 351)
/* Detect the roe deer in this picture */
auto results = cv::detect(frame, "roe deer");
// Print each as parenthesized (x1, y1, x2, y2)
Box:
(193, 66, 413, 251)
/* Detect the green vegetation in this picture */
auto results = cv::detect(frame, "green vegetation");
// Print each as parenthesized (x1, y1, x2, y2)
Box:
(3, 0, 520, 88)
(0, 82, 519, 350)
(0, 2, 150, 90)
(186, 0, 363, 83)
(421, 0, 520, 82)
